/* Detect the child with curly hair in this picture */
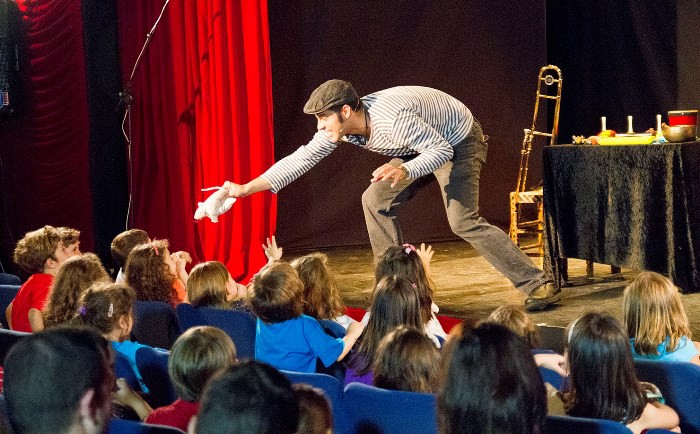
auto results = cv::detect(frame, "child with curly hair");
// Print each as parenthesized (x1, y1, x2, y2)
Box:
(125, 239, 188, 306)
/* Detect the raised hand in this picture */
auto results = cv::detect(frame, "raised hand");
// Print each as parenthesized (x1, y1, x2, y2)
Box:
(263, 235, 283, 263)
(416, 242, 434, 277)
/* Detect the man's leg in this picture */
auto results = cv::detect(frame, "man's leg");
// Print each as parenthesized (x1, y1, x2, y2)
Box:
(362, 158, 433, 259)
(434, 121, 557, 305)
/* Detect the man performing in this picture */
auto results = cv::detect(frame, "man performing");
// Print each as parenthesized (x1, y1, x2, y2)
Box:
(223, 80, 560, 311)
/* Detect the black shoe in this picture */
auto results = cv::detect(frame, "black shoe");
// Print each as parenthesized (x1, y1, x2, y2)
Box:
(525, 282, 562, 312)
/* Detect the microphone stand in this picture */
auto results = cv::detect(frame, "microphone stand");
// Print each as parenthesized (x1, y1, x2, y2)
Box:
(118, 0, 170, 229)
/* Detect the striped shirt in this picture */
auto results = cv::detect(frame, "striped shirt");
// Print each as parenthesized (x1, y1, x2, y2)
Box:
(261, 86, 473, 193)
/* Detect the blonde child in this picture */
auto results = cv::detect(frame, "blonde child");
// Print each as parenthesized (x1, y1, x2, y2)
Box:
(186, 261, 248, 310)
(623, 271, 700, 364)
(74, 282, 164, 393)
(250, 261, 363, 373)
(487, 304, 541, 348)
(290, 252, 354, 329)
(125, 239, 187, 305)
(7, 225, 70, 332)
(111, 228, 150, 284)
(34, 253, 110, 332)
(373, 325, 440, 393)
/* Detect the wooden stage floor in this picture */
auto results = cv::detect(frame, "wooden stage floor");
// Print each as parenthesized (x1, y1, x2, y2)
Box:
(285, 240, 700, 337)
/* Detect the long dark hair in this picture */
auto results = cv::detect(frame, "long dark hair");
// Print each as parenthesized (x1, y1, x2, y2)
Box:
(563, 312, 646, 423)
(438, 323, 546, 434)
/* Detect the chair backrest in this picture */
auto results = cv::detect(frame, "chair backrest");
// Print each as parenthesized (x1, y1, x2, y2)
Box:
(543, 415, 632, 433)
(283, 370, 347, 434)
(435, 314, 462, 334)
(318, 319, 346, 338)
(344, 382, 437, 434)
(135, 347, 178, 408)
(345, 306, 366, 323)
(532, 349, 565, 391)
(634, 359, 700, 433)
(0, 285, 20, 328)
(132, 301, 181, 350)
(114, 351, 140, 392)
(0, 328, 29, 365)
(108, 418, 186, 434)
(175, 304, 256, 359)
(0, 274, 21, 286)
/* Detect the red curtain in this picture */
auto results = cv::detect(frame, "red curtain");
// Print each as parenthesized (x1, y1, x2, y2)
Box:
(0, 0, 94, 266)
(116, 0, 276, 282)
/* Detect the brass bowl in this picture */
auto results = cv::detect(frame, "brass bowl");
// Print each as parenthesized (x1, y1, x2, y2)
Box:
(661, 123, 697, 143)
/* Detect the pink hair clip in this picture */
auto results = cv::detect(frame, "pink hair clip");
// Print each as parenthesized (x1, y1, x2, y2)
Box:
(153, 245, 159, 256)
(402, 243, 416, 254)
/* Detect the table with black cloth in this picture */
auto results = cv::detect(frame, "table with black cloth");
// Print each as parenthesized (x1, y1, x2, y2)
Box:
(543, 141, 700, 293)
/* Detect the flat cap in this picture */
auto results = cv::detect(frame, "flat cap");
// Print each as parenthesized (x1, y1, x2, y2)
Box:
(303, 79, 359, 114)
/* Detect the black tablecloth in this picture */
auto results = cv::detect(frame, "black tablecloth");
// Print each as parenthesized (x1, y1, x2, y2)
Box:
(543, 141, 700, 293)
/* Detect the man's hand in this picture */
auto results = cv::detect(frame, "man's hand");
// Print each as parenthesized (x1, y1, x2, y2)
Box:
(371, 163, 408, 188)
(223, 181, 247, 198)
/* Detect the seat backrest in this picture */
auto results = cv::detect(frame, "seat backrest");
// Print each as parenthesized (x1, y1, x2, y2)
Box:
(0, 328, 29, 365)
(108, 418, 186, 434)
(344, 306, 366, 323)
(0, 274, 21, 286)
(543, 415, 632, 433)
(343, 382, 437, 434)
(283, 370, 347, 434)
(132, 301, 181, 350)
(435, 314, 462, 334)
(135, 347, 178, 408)
(175, 304, 256, 359)
(634, 359, 700, 433)
(0, 285, 20, 328)
(318, 319, 346, 338)
(114, 351, 140, 392)
(531, 349, 565, 391)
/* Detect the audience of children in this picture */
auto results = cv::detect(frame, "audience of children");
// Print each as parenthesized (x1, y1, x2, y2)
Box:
(3, 327, 114, 434)
(486, 304, 540, 348)
(293, 383, 334, 434)
(438, 322, 547, 434)
(290, 252, 355, 329)
(249, 260, 363, 373)
(193, 360, 299, 434)
(125, 239, 187, 305)
(558, 312, 680, 433)
(622, 271, 700, 365)
(111, 228, 150, 284)
(73, 282, 164, 393)
(7, 225, 71, 332)
(187, 261, 248, 310)
(373, 244, 446, 339)
(373, 325, 440, 393)
(37, 253, 110, 331)
(346, 275, 425, 385)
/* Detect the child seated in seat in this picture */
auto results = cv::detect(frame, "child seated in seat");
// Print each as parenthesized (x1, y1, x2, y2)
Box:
(623, 271, 700, 365)
(250, 261, 363, 373)
(487, 304, 541, 349)
(290, 252, 355, 329)
(111, 229, 150, 284)
(125, 240, 188, 305)
(373, 325, 440, 393)
(35, 253, 110, 332)
(186, 261, 249, 310)
(57, 226, 82, 257)
(7, 225, 70, 332)
(115, 326, 238, 430)
(73, 282, 165, 394)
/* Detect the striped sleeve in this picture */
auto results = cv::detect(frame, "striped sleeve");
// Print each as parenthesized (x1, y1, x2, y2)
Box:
(260, 131, 337, 193)
(390, 109, 454, 178)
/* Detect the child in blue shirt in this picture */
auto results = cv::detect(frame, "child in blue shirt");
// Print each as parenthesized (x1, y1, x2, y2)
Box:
(250, 261, 363, 373)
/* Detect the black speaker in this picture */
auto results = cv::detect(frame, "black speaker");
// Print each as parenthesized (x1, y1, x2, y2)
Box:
(0, 0, 19, 116)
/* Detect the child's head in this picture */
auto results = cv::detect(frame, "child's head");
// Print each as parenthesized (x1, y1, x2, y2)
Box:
(438, 323, 546, 434)
(375, 245, 433, 324)
(76, 282, 136, 341)
(486, 304, 540, 348)
(373, 325, 440, 393)
(293, 383, 333, 434)
(57, 226, 81, 257)
(353, 275, 424, 375)
(249, 261, 304, 323)
(622, 271, 691, 356)
(187, 261, 246, 308)
(564, 312, 645, 423)
(169, 326, 237, 402)
(43, 253, 110, 329)
(110, 229, 150, 270)
(13, 225, 68, 275)
(290, 253, 344, 320)
(125, 239, 177, 304)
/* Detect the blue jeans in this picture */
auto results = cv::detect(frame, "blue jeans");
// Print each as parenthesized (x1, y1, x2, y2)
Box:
(361, 119, 547, 295)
